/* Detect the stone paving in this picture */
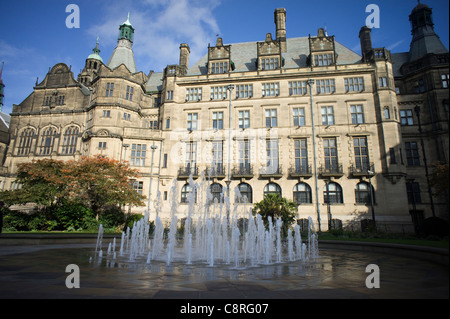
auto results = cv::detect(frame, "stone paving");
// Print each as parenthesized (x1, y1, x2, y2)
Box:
(0, 242, 448, 299)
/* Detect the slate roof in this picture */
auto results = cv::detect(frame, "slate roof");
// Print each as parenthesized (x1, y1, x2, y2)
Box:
(107, 40, 137, 74)
(187, 37, 362, 76)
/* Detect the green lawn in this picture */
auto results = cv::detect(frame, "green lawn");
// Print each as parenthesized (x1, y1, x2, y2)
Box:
(318, 232, 449, 249)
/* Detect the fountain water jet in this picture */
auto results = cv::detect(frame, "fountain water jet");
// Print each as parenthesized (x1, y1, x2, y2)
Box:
(94, 173, 319, 269)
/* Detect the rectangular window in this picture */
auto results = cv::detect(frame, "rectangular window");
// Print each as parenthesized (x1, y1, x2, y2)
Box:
(57, 95, 65, 105)
(187, 113, 198, 131)
(98, 141, 107, 149)
(211, 61, 228, 74)
(441, 74, 449, 88)
(125, 86, 134, 101)
(133, 181, 144, 195)
(389, 148, 397, 164)
(166, 118, 170, 129)
(405, 141, 420, 166)
(293, 107, 305, 126)
(210, 86, 228, 100)
(130, 144, 147, 166)
(105, 83, 114, 97)
(212, 112, 224, 130)
(262, 82, 280, 96)
(238, 110, 250, 129)
(147, 120, 158, 130)
(406, 182, 421, 204)
(384, 107, 390, 120)
(323, 138, 338, 170)
(236, 84, 253, 98)
(289, 81, 308, 95)
(186, 141, 197, 169)
(212, 141, 223, 171)
(379, 77, 388, 87)
(316, 79, 335, 94)
(400, 109, 414, 125)
(166, 90, 173, 100)
(265, 109, 277, 127)
(102, 110, 111, 118)
(321, 106, 334, 125)
(261, 57, 279, 70)
(350, 105, 365, 124)
(353, 137, 369, 171)
(344, 77, 365, 92)
(186, 87, 202, 101)
(123, 112, 131, 121)
(266, 140, 279, 172)
(238, 140, 250, 169)
(314, 53, 333, 66)
(163, 153, 168, 168)
(294, 139, 308, 172)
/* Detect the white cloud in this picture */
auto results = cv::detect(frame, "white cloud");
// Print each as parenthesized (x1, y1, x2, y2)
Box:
(87, 0, 221, 73)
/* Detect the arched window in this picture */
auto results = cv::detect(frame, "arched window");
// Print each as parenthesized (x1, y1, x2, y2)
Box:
(355, 182, 375, 204)
(17, 128, 35, 156)
(264, 182, 281, 197)
(293, 182, 312, 204)
(181, 184, 196, 204)
(39, 127, 57, 155)
(237, 183, 252, 203)
(62, 126, 79, 155)
(323, 182, 343, 204)
(210, 183, 223, 203)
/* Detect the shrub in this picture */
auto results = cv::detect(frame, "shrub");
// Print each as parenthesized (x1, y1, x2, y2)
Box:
(99, 205, 125, 229)
(51, 203, 97, 231)
(124, 213, 145, 231)
(2, 209, 31, 231)
(28, 211, 58, 231)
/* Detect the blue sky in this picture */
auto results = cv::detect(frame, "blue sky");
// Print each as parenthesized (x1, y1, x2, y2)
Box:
(0, 0, 448, 115)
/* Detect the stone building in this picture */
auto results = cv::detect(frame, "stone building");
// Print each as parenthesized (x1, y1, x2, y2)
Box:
(1, 3, 448, 232)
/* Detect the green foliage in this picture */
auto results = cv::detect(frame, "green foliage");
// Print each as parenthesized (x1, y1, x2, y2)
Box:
(124, 213, 145, 231)
(2, 209, 30, 231)
(98, 205, 125, 229)
(0, 156, 146, 217)
(50, 203, 97, 231)
(252, 193, 297, 236)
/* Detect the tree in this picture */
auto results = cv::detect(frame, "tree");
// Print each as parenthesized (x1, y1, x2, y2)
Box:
(0, 156, 146, 215)
(62, 156, 145, 214)
(252, 193, 297, 236)
(0, 159, 66, 208)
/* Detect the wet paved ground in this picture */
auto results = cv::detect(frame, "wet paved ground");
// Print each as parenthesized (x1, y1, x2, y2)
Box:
(0, 243, 448, 299)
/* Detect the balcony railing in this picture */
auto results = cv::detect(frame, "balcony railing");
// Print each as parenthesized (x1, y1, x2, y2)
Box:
(319, 164, 344, 178)
(288, 165, 313, 178)
(231, 164, 254, 179)
(205, 164, 226, 179)
(260, 165, 283, 178)
(178, 165, 199, 179)
(349, 163, 375, 177)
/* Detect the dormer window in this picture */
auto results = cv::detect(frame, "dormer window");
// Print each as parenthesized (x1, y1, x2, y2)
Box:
(314, 53, 334, 66)
(260, 57, 280, 70)
(210, 61, 228, 74)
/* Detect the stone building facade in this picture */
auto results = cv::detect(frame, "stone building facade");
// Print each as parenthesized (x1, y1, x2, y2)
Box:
(1, 3, 448, 232)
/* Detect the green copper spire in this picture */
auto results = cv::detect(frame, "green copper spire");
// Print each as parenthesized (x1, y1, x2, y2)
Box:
(119, 13, 135, 42)
(87, 37, 103, 62)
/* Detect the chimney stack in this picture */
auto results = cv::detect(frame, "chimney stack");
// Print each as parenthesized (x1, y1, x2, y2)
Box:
(274, 8, 287, 52)
(179, 43, 190, 70)
(359, 26, 373, 62)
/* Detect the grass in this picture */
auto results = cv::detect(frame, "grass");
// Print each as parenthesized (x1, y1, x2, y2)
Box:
(318, 231, 449, 249)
